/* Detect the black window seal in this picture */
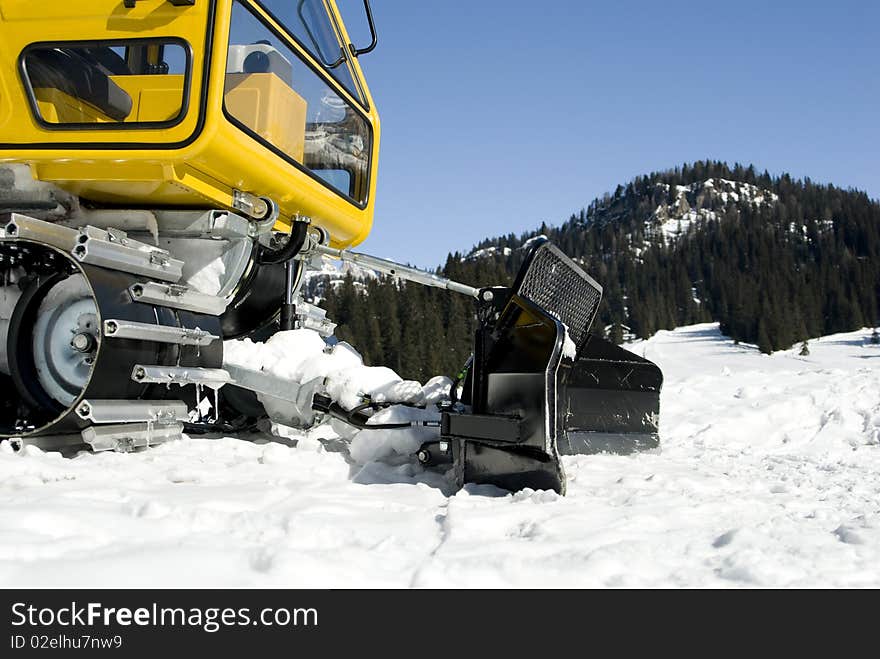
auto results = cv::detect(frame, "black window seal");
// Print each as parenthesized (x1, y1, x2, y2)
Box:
(225, 0, 372, 210)
(0, 0, 216, 151)
(249, 0, 370, 112)
(18, 37, 194, 132)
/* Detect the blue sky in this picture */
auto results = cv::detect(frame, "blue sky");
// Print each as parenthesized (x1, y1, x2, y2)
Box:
(336, 0, 879, 267)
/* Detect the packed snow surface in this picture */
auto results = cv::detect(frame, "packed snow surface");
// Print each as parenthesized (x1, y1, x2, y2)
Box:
(1, 324, 879, 587)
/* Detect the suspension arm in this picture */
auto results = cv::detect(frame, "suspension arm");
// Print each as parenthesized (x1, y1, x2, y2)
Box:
(313, 243, 480, 299)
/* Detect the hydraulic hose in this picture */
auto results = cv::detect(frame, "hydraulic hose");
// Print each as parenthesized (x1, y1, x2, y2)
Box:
(449, 355, 474, 406)
(312, 394, 440, 431)
(258, 219, 310, 265)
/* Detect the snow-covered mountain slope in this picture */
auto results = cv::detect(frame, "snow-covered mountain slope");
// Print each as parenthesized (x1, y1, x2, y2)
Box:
(647, 178, 778, 241)
(1, 324, 878, 588)
(464, 177, 784, 261)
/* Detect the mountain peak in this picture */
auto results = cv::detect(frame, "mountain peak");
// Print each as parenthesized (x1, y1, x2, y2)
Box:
(646, 178, 779, 242)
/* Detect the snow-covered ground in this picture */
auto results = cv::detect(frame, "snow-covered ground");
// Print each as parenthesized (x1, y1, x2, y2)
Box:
(1, 324, 878, 588)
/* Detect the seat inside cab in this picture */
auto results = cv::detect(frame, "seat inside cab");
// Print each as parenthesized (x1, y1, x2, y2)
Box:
(23, 42, 187, 125)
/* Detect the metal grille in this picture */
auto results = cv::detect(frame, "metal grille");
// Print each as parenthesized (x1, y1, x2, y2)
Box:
(516, 243, 602, 351)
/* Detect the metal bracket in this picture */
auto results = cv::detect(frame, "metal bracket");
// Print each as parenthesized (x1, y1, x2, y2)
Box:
(82, 422, 184, 452)
(72, 228, 183, 282)
(103, 319, 218, 346)
(131, 365, 231, 388)
(129, 281, 227, 316)
(75, 400, 189, 424)
(441, 411, 524, 444)
(1, 213, 79, 251)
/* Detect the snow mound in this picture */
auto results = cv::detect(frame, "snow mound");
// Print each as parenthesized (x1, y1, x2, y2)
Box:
(226, 329, 433, 411)
(224, 329, 451, 464)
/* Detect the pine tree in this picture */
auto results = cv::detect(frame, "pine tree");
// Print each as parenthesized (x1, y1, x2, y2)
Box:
(799, 340, 810, 356)
(757, 320, 773, 354)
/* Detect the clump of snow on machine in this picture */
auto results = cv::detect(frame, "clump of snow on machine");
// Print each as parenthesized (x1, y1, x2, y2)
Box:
(224, 329, 451, 464)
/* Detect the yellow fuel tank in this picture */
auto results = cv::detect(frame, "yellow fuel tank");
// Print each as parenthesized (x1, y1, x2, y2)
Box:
(0, 0, 380, 247)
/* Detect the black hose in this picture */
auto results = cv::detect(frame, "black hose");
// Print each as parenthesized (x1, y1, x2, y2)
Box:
(326, 401, 443, 431)
(328, 401, 413, 430)
(183, 418, 263, 436)
(313, 393, 440, 431)
(258, 220, 310, 265)
(449, 355, 474, 406)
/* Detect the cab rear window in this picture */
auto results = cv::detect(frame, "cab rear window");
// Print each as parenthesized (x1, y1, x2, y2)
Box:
(20, 40, 190, 128)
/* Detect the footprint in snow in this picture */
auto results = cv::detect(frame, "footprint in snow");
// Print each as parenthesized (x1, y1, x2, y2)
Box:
(249, 548, 275, 573)
(166, 470, 202, 484)
(833, 525, 864, 545)
(712, 529, 737, 548)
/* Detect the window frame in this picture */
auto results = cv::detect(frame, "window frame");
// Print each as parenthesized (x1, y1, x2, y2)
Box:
(18, 37, 194, 132)
(250, 0, 369, 111)
(223, 0, 373, 210)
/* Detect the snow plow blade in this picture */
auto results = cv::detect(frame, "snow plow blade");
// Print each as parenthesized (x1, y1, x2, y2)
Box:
(441, 239, 663, 494)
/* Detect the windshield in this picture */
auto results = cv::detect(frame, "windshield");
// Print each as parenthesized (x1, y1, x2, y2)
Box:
(254, 0, 364, 105)
(226, 0, 371, 205)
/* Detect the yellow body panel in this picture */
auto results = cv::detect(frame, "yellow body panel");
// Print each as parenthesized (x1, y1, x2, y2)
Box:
(0, 0, 380, 248)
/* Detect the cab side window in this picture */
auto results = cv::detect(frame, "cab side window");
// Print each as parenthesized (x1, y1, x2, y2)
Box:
(22, 41, 189, 126)
(225, 0, 371, 204)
